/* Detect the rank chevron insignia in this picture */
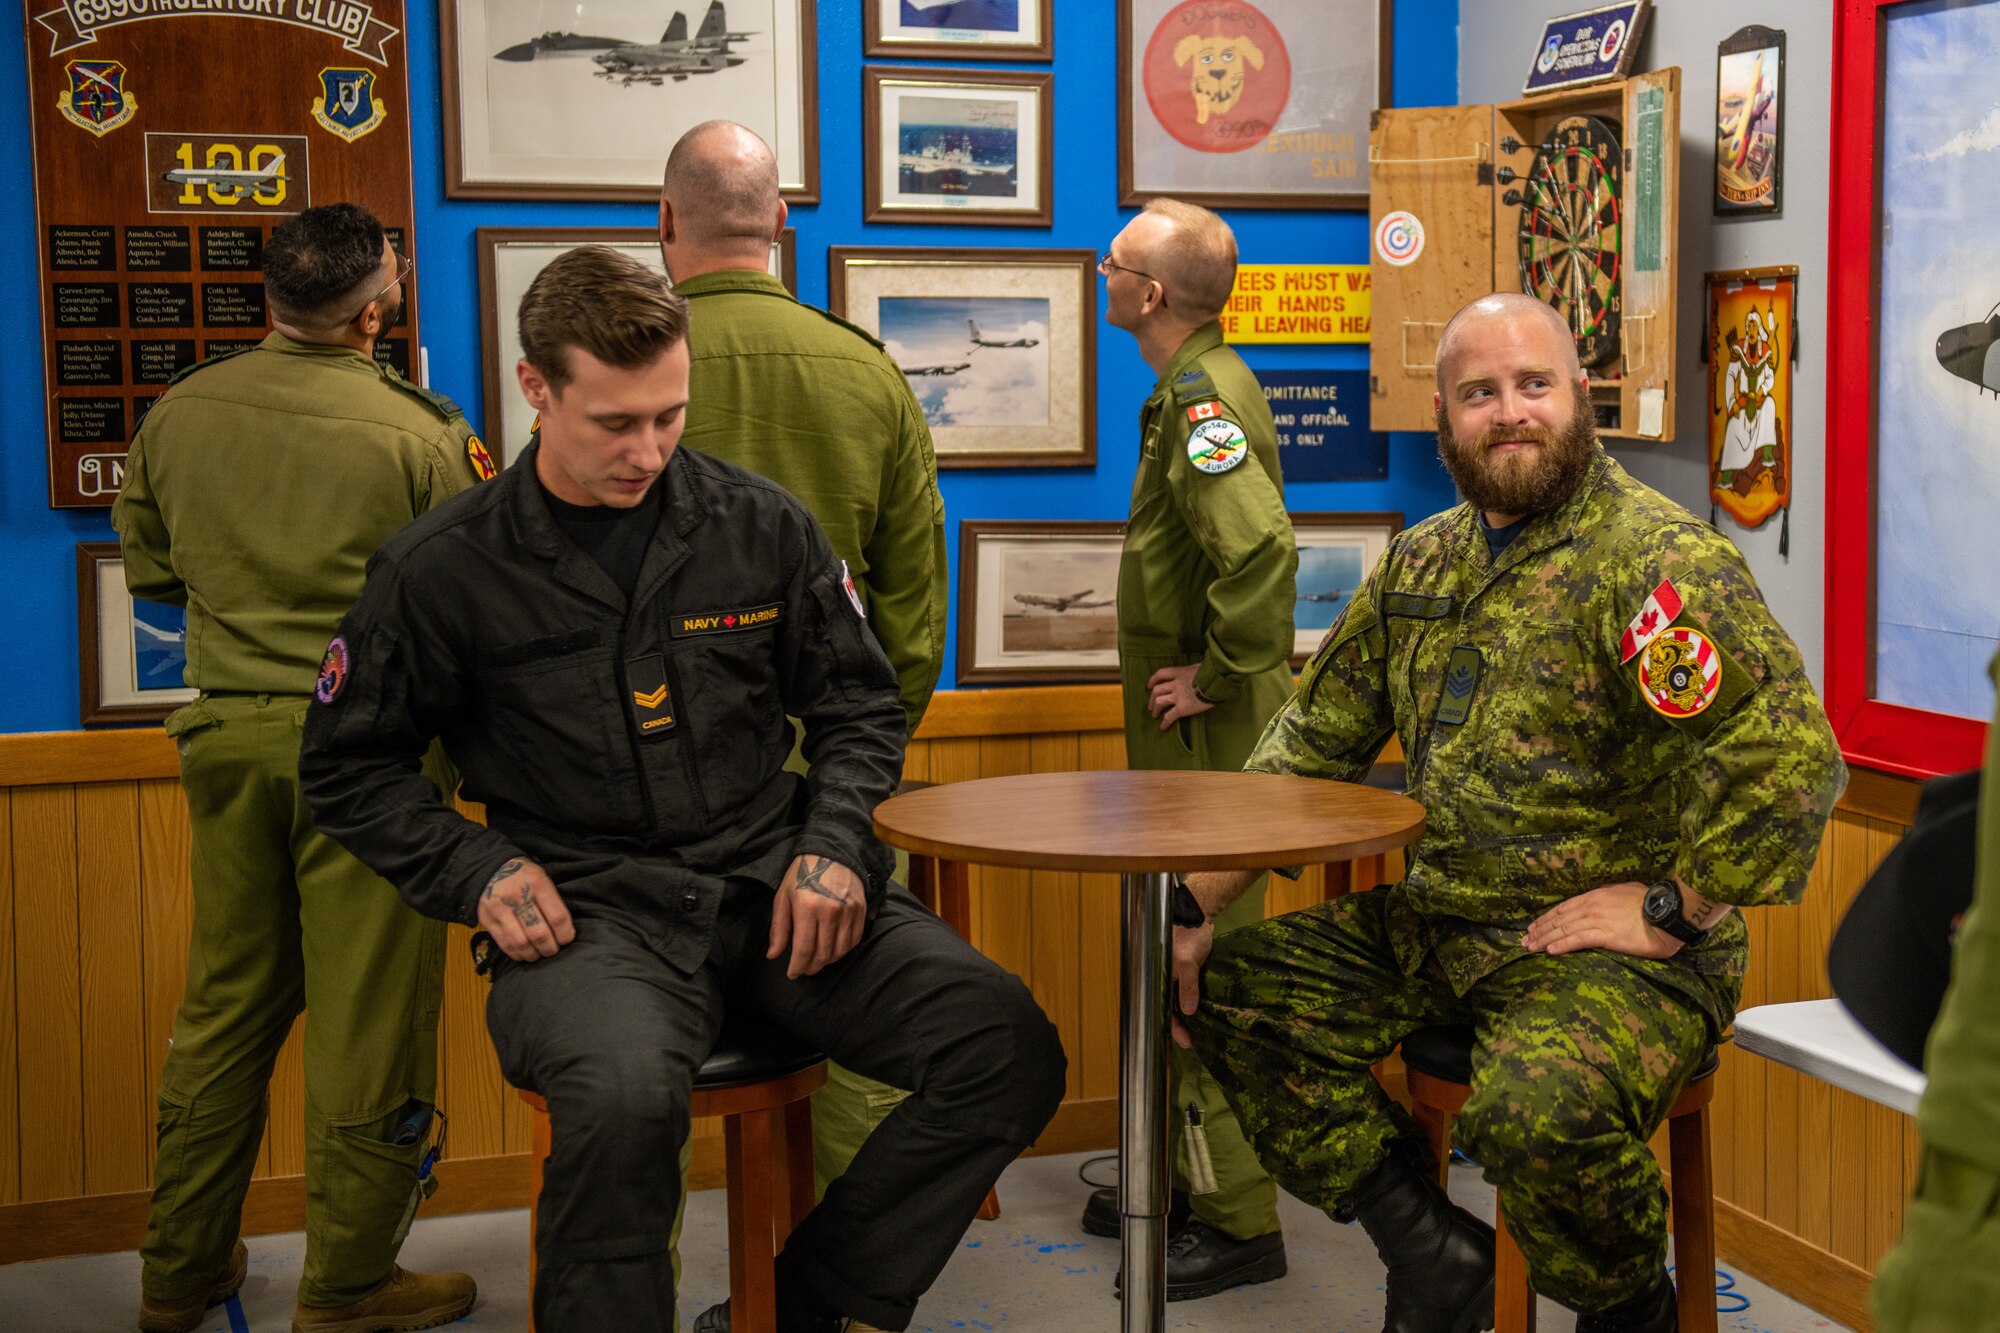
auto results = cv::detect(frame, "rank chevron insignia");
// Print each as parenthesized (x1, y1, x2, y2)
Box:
(633, 685, 669, 709)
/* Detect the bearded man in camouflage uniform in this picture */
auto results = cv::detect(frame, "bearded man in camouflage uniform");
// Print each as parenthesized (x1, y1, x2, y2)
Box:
(1171, 293, 1846, 1333)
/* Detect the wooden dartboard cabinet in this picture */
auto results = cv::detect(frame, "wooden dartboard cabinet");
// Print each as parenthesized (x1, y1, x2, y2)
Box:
(1366, 69, 1682, 442)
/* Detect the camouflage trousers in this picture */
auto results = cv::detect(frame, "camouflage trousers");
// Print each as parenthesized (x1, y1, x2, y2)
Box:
(1188, 886, 1715, 1312)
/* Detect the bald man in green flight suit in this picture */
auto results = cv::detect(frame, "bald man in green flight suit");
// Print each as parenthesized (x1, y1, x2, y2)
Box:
(1090, 197, 1297, 1298)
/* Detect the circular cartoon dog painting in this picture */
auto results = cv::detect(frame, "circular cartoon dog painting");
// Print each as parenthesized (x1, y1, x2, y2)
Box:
(1142, 0, 1293, 155)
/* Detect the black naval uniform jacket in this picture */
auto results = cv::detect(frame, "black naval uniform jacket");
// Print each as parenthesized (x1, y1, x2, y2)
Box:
(300, 443, 906, 974)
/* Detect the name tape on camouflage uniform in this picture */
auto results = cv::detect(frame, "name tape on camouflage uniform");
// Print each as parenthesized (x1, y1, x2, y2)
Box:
(1619, 578, 1685, 663)
(669, 604, 782, 637)
(1187, 418, 1248, 474)
(1637, 628, 1722, 718)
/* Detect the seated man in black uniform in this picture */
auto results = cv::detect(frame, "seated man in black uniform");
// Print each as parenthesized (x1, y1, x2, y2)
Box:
(300, 246, 1065, 1333)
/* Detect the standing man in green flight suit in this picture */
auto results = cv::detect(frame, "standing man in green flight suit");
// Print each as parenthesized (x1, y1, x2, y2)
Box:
(658, 121, 949, 1226)
(1092, 196, 1296, 1298)
(114, 203, 486, 1333)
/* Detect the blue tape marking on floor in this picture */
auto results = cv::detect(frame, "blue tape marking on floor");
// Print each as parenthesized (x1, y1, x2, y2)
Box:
(226, 1294, 250, 1333)
(1669, 1263, 1751, 1315)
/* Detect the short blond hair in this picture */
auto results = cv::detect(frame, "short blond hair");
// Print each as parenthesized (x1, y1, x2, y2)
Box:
(1140, 198, 1238, 322)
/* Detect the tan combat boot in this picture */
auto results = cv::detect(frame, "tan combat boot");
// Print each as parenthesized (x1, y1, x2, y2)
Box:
(138, 1240, 249, 1333)
(290, 1266, 476, 1333)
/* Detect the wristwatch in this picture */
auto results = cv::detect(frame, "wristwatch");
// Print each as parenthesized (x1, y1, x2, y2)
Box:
(1170, 877, 1207, 928)
(1641, 878, 1707, 946)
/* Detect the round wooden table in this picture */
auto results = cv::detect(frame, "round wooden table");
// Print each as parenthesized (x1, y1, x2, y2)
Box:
(874, 769, 1425, 1332)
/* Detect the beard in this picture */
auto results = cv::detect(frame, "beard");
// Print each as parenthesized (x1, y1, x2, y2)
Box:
(1434, 391, 1598, 518)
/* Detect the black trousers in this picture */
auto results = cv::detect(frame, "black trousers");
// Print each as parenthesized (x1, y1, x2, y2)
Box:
(486, 884, 1067, 1332)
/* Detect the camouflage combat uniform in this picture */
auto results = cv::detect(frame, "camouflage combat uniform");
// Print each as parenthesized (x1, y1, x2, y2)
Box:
(1187, 448, 1845, 1311)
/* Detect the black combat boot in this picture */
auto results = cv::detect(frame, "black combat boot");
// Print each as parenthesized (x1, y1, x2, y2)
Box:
(1573, 1270, 1677, 1333)
(1347, 1152, 1495, 1333)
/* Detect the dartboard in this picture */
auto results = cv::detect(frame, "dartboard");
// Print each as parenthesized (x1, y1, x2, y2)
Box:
(1516, 115, 1624, 369)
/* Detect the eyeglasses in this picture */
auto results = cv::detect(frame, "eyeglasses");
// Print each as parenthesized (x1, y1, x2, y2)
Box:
(327, 250, 412, 329)
(1097, 251, 1157, 285)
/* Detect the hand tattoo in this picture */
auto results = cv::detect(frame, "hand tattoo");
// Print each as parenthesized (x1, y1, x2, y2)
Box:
(793, 856, 850, 904)
(482, 858, 526, 901)
(482, 857, 543, 929)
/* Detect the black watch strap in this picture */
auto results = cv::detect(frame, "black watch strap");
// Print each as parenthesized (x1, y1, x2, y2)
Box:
(1646, 879, 1707, 945)
(1170, 878, 1207, 928)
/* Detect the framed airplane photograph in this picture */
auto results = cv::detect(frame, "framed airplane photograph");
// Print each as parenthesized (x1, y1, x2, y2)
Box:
(1118, 0, 1390, 209)
(863, 67, 1054, 226)
(1288, 512, 1400, 667)
(829, 247, 1095, 468)
(477, 226, 795, 459)
(77, 542, 198, 726)
(442, 0, 819, 201)
(957, 519, 1126, 685)
(864, 0, 1054, 60)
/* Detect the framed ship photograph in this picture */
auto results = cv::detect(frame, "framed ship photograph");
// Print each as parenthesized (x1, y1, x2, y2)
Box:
(1118, 0, 1390, 209)
(477, 226, 795, 457)
(957, 520, 1125, 685)
(1714, 25, 1784, 216)
(442, 0, 818, 201)
(829, 247, 1096, 468)
(1288, 512, 1400, 666)
(864, 0, 1054, 60)
(863, 66, 1053, 226)
(77, 543, 198, 725)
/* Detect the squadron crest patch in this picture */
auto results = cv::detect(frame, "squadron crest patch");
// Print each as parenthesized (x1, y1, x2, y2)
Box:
(58, 61, 136, 137)
(316, 637, 349, 704)
(1187, 418, 1248, 474)
(312, 68, 387, 142)
(466, 434, 497, 481)
(1637, 628, 1721, 718)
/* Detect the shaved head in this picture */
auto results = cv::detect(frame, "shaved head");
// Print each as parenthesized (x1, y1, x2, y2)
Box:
(1434, 292, 1581, 393)
(661, 120, 782, 255)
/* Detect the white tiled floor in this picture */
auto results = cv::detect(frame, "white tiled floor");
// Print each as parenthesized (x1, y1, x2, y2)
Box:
(0, 1152, 1851, 1332)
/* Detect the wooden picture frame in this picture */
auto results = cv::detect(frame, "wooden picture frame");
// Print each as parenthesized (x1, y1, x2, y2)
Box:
(957, 520, 1125, 686)
(477, 226, 795, 459)
(1714, 24, 1785, 216)
(1288, 511, 1401, 667)
(863, 0, 1054, 60)
(863, 66, 1054, 226)
(829, 246, 1097, 468)
(440, 0, 819, 202)
(77, 542, 197, 726)
(1825, 0, 1995, 777)
(1117, 0, 1391, 210)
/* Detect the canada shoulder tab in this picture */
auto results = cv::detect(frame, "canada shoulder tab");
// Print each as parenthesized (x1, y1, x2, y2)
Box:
(166, 344, 256, 387)
(809, 304, 888, 352)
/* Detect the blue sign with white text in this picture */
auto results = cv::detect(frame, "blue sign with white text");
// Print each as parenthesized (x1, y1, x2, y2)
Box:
(1261, 370, 1387, 483)
(1522, 2, 1648, 96)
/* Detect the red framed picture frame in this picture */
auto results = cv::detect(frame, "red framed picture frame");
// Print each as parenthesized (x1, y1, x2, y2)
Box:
(1825, 0, 1991, 778)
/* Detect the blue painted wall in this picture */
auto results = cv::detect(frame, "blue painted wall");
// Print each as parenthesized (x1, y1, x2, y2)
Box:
(0, 0, 1459, 733)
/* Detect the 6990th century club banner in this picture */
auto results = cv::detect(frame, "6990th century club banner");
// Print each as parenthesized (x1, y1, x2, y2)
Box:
(24, 0, 418, 508)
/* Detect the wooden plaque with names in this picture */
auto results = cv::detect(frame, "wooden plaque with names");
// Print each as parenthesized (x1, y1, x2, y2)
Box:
(23, 0, 418, 508)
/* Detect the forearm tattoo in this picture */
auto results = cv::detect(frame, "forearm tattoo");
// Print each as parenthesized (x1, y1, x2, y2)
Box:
(482, 857, 543, 929)
(793, 855, 850, 904)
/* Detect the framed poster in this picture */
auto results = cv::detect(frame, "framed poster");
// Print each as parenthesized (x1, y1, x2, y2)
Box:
(23, 0, 419, 508)
(1704, 266, 1795, 548)
(476, 226, 795, 459)
(863, 66, 1053, 226)
(864, 0, 1053, 60)
(829, 247, 1096, 468)
(441, 0, 818, 201)
(1118, 0, 1390, 210)
(1289, 512, 1400, 667)
(77, 542, 197, 725)
(1714, 24, 1784, 216)
(1826, 0, 1996, 777)
(957, 520, 1125, 685)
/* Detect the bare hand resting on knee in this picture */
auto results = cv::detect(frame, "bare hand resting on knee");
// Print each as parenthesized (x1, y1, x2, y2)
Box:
(478, 857, 577, 961)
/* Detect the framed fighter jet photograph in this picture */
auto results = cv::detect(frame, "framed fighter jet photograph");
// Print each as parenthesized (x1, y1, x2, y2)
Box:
(76, 542, 198, 725)
(863, 67, 1053, 226)
(864, 0, 1055, 61)
(1713, 25, 1785, 216)
(1288, 512, 1400, 667)
(441, 0, 819, 201)
(956, 520, 1126, 686)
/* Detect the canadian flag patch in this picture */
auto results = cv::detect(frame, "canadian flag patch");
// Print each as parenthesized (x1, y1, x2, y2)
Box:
(1618, 578, 1685, 663)
(1187, 401, 1221, 423)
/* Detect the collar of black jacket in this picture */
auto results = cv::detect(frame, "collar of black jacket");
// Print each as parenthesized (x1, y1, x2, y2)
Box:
(505, 441, 712, 610)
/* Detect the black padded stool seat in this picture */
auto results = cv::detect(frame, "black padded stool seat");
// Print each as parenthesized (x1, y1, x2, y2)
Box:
(1400, 1023, 1724, 1087)
(697, 1021, 826, 1090)
(1362, 760, 1407, 792)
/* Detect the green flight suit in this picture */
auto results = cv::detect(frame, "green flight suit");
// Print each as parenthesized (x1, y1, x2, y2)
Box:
(1873, 651, 2000, 1333)
(675, 269, 950, 1194)
(1188, 448, 1846, 1311)
(1118, 322, 1297, 1240)
(113, 333, 483, 1307)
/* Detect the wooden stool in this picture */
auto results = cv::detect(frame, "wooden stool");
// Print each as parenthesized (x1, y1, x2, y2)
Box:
(519, 1025, 827, 1332)
(1400, 1024, 1719, 1333)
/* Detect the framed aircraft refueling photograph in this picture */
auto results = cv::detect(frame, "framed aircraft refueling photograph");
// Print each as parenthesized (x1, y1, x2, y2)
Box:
(956, 519, 1126, 686)
(863, 66, 1054, 226)
(442, 0, 818, 200)
(830, 246, 1095, 468)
